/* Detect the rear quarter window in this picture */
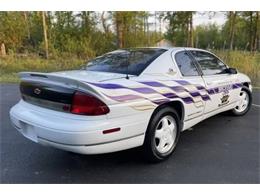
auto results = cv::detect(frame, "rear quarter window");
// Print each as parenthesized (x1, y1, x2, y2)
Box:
(175, 51, 200, 76)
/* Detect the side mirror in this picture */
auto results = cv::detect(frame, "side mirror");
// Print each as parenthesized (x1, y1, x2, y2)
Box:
(226, 67, 237, 74)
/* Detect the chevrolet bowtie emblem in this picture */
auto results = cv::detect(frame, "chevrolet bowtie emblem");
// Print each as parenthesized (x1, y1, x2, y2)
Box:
(34, 88, 41, 95)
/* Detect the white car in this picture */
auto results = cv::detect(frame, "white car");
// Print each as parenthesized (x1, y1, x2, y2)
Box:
(10, 47, 252, 162)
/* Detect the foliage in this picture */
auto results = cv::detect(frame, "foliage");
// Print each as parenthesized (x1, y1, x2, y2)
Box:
(162, 11, 259, 51)
(1, 51, 259, 86)
(0, 11, 259, 85)
(215, 50, 260, 86)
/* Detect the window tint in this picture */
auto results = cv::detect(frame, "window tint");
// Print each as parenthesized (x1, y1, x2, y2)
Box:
(191, 51, 227, 75)
(84, 49, 166, 75)
(175, 51, 199, 76)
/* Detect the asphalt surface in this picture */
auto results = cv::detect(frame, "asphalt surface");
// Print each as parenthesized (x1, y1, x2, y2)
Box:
(0, 84, 259, 184)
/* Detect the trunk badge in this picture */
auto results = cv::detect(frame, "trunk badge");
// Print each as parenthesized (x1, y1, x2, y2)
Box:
(34, 88, 41, 95)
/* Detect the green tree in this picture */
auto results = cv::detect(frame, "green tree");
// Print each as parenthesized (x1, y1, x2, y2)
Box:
(0, 12, 27, 53)
(163, 11, 194, 47)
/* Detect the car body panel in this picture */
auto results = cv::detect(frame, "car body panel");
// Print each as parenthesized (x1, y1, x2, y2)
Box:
(10, 47, 252, 154)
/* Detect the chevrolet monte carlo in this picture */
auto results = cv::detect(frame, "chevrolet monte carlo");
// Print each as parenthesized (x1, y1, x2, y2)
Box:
(10, 47, 252, 161)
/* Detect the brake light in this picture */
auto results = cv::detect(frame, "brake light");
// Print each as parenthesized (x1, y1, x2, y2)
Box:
(71, 91, 109, 115)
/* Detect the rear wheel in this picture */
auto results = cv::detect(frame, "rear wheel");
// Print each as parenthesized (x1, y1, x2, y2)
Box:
(143, 106, 180, 162)
(230, 86, 252, 116)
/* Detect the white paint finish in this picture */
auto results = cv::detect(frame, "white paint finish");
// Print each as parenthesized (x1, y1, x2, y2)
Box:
(52, 70, 128, 82)
(202, 74, 240, 115)
(10, 47, 252, 154)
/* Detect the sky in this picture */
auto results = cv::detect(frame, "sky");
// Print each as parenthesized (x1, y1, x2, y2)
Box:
(97, 11, 227, 33)
(148, 11, 227, 33)
(193, 12, 226, 27)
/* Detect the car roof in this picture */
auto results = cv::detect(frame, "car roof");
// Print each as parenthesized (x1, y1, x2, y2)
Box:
(121, 47, 208, 52)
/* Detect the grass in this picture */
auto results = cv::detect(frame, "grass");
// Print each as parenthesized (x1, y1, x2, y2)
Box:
(0, 51, 259, 86)
(215, 50, 260, 86)
(0, 54, 85, 83)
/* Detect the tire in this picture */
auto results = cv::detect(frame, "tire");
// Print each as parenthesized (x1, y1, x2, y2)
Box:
(142, 106, 181, 162)
(230, 86, 252, 116)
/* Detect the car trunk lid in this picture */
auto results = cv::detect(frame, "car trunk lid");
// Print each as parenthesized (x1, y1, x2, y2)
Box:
(18, 71, 118, 114)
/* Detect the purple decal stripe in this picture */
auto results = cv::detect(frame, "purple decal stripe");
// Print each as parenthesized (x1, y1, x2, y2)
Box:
(87, 81, 243, 105)
(196, 85, 205, 90)
(131, 87, 157, 94)
(207, 83, 242, 95)
(89, 82, 159, 94)
(162, 92, 178, 99)
(232, 83, 242, 89)
(90, 81, 211, 103)
(181, 96, 194, 104)
(88, 82, 124, 89)
(139, 81, 166, 87)
(152, 95, 194, 105)
(140, 80, 191, 87)
(140, 80, 209, 100)
(170, 86, 187, 92)
(105, 94, 143, 102)
(152, 99, 170, 105)
(202, 95, 211, 101)
(207, 89, 215, 95)
(140, 80, 206, 93)
(190, 91, 201, 97)
(174, 80, 191, 85)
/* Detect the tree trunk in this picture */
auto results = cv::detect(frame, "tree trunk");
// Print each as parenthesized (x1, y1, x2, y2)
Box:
(229, 11, 237, 50)
(185, 12, 193, 47)
(147, 14, 150, 46)
(115, 12, 124, 48)
(101, 11, 109, 34)
(42, 11, 48, 59)
(189, 13, 193, 47)
(186, 22, 189, 47)
(0, 43, 6, 56)
(159, 16, 162, 36)
(154, 12, 157, 33)
(253, 11, 259, 52)
(249, 12, 254, 52)
(23, 12, 31, 40)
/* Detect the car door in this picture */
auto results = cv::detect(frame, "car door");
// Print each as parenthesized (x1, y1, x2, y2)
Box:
(189, 50, 239, 117)
(172, 50, 206, 122)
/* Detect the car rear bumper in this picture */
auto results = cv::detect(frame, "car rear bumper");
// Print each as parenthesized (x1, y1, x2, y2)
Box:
(10, 100, 147, 154)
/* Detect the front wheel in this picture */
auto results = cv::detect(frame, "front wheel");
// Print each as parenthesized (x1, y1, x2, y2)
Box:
(142, 106, 180, 162)
(230, 86, 252, 116)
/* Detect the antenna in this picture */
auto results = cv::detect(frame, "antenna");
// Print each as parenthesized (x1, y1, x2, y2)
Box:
(125, 49, 131, 80)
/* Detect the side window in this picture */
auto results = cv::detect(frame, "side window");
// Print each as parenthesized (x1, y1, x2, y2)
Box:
(191, 51, 227, 75)
(175, 51, 199, 76)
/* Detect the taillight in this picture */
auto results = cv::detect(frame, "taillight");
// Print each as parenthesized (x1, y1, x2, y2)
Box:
(71, 91, 109, 115)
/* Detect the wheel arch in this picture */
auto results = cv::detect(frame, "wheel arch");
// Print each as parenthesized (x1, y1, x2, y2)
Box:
(149, 100, 185, 130)
(242, 82, 250, 88)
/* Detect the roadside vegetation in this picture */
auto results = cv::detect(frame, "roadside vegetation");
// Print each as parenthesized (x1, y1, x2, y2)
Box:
(0, 11, 259, 85)
(1, 51, 259, 86)
(215, 50, 260, 86)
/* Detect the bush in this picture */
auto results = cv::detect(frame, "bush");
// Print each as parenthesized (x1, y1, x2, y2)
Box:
(0, 50, 259, 86)
(214, 50, 260, 86)
(0, 54, 86, 82)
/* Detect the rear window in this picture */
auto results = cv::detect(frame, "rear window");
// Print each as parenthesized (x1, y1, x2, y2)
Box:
(83, 49, 167, 75)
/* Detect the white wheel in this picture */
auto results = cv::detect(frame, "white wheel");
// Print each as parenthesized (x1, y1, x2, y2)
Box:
(143, 106, 180, 162)
(234, 90, 249, 113)
(154, 115, 177, 154)
(231, 87, 252, 116)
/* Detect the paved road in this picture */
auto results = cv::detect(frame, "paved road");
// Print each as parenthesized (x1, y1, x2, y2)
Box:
(0, 84, 259, 184)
